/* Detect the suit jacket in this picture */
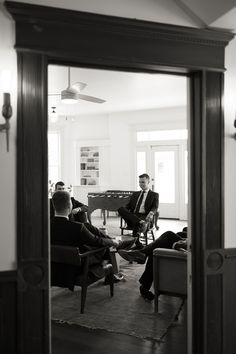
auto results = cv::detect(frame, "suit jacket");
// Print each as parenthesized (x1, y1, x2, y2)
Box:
(49, 197, 88, 221)
(126, 190, 159, 215)
(50, 217, 112, 290)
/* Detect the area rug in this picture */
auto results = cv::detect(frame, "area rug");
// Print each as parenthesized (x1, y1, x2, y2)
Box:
(51, 259, 183, 342)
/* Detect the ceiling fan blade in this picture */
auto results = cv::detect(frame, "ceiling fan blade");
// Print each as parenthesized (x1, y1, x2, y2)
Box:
(77, 93, 106, 104)
(72, 82, 87, 92)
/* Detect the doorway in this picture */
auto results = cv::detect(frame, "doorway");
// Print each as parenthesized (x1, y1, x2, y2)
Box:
(48, 64, 188, 349)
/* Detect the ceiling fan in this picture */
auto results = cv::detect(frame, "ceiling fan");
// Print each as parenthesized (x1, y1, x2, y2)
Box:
(48, 67, 106, 104)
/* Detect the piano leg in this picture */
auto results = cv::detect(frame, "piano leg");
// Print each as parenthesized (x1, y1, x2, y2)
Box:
(102, 209, 107, 226)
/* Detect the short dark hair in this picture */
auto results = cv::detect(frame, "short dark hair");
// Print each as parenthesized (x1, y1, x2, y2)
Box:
(55, 181, 65, 190)
(139, 173, 150, 181)
(52, 191, 70, 213)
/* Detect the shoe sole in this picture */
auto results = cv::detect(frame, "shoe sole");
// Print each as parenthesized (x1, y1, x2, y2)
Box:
(118, 250, 146, 264)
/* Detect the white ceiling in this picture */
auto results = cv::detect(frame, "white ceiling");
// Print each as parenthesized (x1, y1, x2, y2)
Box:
(7, 0, 236, 30)
(48, 65, 187, 117)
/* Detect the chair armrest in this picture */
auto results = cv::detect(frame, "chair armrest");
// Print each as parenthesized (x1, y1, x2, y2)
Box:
(153, 248, 187, 260)
(51, 245, 81, 266)
(51, 245, 109, 267)
(79, 246, 108, 259)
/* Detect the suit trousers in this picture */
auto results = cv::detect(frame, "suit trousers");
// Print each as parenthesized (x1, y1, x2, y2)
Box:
(118, 206, 146, 236)
(139, 231, 184, 290)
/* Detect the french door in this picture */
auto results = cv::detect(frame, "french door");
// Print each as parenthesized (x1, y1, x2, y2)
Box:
(151, 144, 187, 220)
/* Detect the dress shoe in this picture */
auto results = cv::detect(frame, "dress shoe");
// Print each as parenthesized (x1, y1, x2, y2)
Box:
(130, 243, 144, 251)
(118, 249, 146, 264)
(139, 285, 155, 301)
(116, 238, 136, 250)
(131, 237, 144, 250)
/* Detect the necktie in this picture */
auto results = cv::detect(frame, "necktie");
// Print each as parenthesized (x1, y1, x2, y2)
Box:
(134, 191, 144, 213)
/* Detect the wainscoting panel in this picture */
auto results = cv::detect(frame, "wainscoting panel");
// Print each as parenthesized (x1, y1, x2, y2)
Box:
(223, 249, 236, 354)
(0, 270, 17, 354)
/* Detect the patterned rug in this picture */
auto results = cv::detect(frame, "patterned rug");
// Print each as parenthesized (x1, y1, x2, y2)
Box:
(51, 258, 183, 342)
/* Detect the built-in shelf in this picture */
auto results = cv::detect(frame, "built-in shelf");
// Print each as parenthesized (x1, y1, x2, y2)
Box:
(80, 146, 99, 186)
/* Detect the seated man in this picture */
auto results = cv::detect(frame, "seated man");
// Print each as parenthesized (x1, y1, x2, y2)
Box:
(50, 181, 88, 222)
(118, 173, 159, 248)
(51, 190, 135, 285)
(118, 228, 187, 301)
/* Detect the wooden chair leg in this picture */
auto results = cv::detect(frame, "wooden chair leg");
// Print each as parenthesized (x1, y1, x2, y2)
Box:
(144, 231, 148, 246)
(174, 297, 185, 321)
(154, 293, 159, 313)
(80, 284, 88, 314)
(109, 274, 114, 297)
(151, 230, 155, 242)
(105, 272, 114, 297)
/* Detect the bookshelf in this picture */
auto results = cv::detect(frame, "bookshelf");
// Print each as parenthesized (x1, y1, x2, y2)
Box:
(80, 146, 99, 186)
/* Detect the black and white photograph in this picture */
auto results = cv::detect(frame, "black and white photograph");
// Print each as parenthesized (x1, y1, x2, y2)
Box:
(0, 1, 236, 354)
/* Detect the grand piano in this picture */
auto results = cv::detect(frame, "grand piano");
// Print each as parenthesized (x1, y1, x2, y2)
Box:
(87, 190, 135, 225)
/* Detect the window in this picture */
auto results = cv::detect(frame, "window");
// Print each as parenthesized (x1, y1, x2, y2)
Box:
(48, 132, 60, 184)
(137, 129, 187, 142)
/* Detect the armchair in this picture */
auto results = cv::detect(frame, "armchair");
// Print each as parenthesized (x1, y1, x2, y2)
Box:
(153, 248, 187, 316)
(51, 245, 114, 314)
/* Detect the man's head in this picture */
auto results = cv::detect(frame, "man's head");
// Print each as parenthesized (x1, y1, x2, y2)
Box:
(138, 173, 150, 191)
(55, 181, 65, 191)
(52, 191, 72, 216)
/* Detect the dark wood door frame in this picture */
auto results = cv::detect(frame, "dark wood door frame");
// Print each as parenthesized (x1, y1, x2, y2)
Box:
(5, 2, 234, 353)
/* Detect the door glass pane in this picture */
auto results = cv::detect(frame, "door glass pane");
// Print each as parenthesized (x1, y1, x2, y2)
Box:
(137, 151, 146, 188)
(154, 151, 175, 203)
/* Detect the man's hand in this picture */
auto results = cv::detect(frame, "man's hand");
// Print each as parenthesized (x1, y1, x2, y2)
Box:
(111, 240, 119, 248)
(71, 207, 81, 214)
(145, 211, 154, 223)
(173, 240, 187, 252)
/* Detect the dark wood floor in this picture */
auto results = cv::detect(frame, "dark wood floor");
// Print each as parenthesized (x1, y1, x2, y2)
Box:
(51, 301, 187, 354)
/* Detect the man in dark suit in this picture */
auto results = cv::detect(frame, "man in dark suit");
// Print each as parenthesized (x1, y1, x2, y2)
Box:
(118, 228, 187, 300)
(118, 173, 159, 248)
(50, 181, 88, 222)
(51, 190, 135, 287)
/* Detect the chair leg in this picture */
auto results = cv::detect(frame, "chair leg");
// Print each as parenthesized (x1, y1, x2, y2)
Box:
(154, 293, 159, 313)
(80, 285, 88, 314)
(151, 230, 155, 242)
(106, 272, 114, 297)
(174, 297, 185, 321)
(144, 231, 148, 246)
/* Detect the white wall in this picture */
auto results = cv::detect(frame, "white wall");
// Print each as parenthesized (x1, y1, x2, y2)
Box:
(53, 106, 187, 194)
(0, 7, 17, 270)
(7, 0, 196, 27)
(224, 36, 236, 248)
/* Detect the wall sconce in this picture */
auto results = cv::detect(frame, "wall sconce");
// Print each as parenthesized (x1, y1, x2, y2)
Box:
(0, 93, 12, 152)
(234, 118, 236, 140)
(49, 106, 58, 123)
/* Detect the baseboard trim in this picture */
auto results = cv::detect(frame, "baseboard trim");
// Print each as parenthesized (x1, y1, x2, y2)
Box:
(0, 270, 17, 282)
